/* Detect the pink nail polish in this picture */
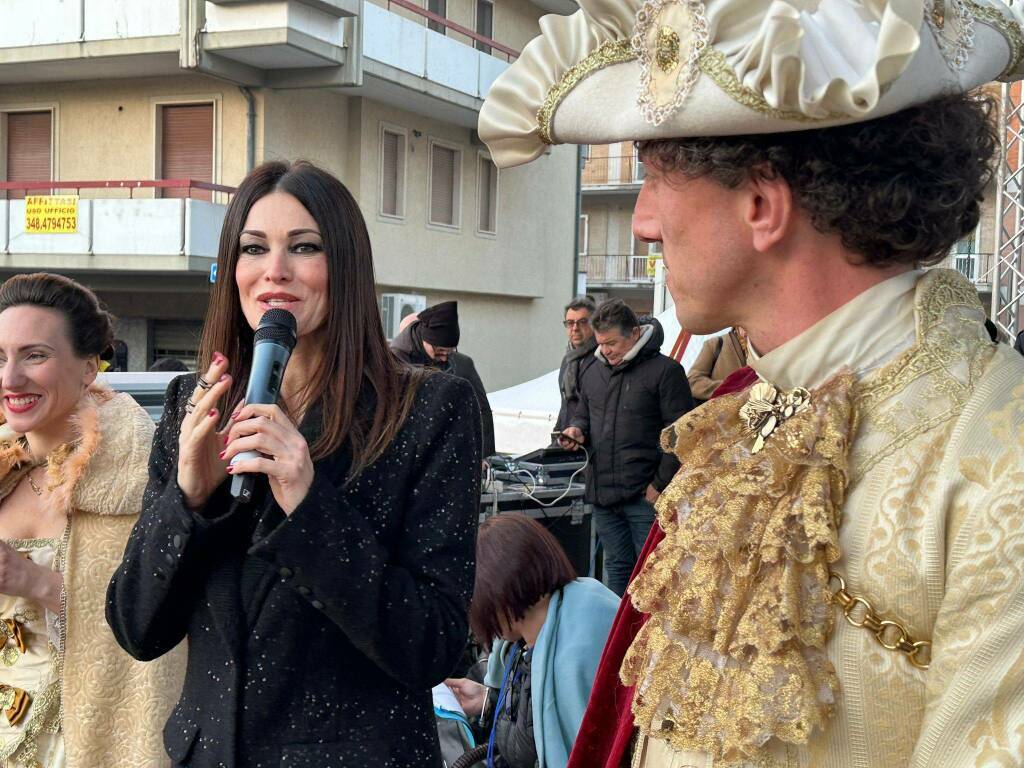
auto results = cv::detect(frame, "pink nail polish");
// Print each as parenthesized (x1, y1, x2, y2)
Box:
(208, 409, 217, 418)
(226, 466, 234, 474)
(222, 435, 229, 446)
(218, 450, 226, 459)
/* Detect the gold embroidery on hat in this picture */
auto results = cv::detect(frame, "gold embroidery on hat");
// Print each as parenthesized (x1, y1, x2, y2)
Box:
(655, 26, 680, 72)
(537, 40, 636, 145)
(925, 0, 975, 70)
(633, 0, 708, 126)
(965, 0, 1024, 78)
(697, 48, 842, 123)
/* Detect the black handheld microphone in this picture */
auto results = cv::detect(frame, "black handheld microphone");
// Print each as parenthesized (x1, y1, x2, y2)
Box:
(229, 309, 298, 502)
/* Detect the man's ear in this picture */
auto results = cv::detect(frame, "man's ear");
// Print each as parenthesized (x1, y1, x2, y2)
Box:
(743, 171, 794, 253)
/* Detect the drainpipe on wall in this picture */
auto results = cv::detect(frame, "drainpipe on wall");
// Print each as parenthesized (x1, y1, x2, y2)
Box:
(239, 87, 256, 172)
(571, 145, 583, 298)
(79, 0, 85, 41)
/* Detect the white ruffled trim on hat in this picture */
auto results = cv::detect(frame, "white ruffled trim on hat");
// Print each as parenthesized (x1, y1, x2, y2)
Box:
(479, 0, 923, 167)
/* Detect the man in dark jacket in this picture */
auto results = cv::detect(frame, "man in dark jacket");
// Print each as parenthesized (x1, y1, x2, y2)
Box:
(556, 295, 599, 431)
(560, 299, 693, 595)
(391, 300, 496, 457)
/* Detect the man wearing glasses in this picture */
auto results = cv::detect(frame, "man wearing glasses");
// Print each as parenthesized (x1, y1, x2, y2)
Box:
(555, 295, 598, 432)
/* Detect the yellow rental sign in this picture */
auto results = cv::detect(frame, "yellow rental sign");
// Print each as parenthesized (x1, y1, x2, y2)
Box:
(25, 195, 79, 234)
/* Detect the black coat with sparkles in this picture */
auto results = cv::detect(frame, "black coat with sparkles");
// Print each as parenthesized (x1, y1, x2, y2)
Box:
(106, 372, 481, 768)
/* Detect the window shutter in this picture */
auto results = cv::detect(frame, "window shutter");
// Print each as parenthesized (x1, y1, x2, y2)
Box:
(152, 320, 204, 369)
(161, 104, 214, 200)
(431, 145, 458, 226)
(381, 130, 402, 217)
(478, 156, 497, 233)
(6, 112, 52, 199)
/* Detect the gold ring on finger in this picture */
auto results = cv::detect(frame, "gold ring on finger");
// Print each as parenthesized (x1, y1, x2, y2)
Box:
(197, 376, 212, 390)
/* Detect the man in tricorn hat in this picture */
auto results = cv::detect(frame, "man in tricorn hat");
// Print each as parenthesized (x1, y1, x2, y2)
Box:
(391, 301, 495, 456)
(479, 0, 1024, 766)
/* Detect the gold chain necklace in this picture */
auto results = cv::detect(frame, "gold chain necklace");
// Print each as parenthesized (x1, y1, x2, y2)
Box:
(24, 470, 43, 497)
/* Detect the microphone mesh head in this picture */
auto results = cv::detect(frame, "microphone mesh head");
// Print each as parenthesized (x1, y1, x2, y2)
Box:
(254, 309, 298, 350)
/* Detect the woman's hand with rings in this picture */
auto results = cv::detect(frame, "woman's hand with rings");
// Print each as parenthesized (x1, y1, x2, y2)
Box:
(177, 352, 234, 510)
(221, 403, 313, 516)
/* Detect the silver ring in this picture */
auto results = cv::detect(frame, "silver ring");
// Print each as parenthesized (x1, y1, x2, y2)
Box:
(197, 376, 212, 391)
(185, 400, 198, 414)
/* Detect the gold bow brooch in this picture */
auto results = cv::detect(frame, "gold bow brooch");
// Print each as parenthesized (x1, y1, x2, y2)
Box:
(739, 381, 812, 453)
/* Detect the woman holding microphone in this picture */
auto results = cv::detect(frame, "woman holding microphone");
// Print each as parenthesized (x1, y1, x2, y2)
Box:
(107, 161, 482, 767)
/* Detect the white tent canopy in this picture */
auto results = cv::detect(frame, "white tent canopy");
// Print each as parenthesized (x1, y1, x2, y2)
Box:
(487, 307, 727, 455)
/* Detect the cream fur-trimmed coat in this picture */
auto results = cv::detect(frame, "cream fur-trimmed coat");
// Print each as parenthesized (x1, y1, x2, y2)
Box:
(0, 384, 186, 768)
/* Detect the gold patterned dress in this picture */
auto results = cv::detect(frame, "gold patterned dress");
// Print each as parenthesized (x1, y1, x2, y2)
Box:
(0, 537, 65, 768)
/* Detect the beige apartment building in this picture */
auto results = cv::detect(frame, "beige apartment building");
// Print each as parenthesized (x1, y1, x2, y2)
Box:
(580, 140, 1002, 319)
(0, 0, 578, 390)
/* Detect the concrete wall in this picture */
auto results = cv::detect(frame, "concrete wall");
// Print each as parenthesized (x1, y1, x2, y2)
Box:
(0, 74, 250, 191)
(353, 96, 576, 388)
(261, 88, 350, 176)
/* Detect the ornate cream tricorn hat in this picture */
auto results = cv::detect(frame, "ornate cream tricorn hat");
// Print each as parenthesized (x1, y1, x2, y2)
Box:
(479, 0, 1024, 169)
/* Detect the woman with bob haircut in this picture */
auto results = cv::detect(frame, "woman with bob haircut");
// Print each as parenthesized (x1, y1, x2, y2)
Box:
(106, 160, 482, 767)
(446, 514, 618, 768)
(0, 273, 184, 767)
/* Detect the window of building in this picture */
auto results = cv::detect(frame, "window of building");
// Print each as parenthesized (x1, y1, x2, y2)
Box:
(579, 214, 589, 256)
(475, 0, 493, 53)
(151, 320, 204, 370)
(160, 103, 214, 201)
(951, 226, 979, 280)
(379, 125, 407, 219)
(5, 111, 52, 200)
(427, 0, 446, 35)
(477, 153, 498, 234)
(429, 141, 461, 228)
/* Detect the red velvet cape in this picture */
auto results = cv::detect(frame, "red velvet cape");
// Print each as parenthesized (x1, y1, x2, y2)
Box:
(567, 365, 759, 768)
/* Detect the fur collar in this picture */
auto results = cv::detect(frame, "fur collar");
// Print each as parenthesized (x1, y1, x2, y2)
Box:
(0, 384, 154, 517)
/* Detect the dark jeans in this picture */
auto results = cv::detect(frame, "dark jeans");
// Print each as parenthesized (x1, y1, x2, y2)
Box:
(591, 496, 656, 595)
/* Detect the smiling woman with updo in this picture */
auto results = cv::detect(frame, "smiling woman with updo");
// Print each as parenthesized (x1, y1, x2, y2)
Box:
(0, 273, 184, 768)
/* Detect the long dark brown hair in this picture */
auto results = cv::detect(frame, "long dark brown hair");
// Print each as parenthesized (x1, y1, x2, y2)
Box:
(197, 160, 423, 479)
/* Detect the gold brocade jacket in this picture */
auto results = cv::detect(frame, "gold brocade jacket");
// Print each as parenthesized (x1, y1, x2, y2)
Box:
(638, 269, 1024, 768)
(0, 387, 186, 768)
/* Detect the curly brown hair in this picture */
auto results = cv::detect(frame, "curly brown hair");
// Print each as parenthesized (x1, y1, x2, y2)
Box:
(637, 93, 998, 268)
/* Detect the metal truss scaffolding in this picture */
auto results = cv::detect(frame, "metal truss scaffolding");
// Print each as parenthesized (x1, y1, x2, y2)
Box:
(993, 80, 1024, 338)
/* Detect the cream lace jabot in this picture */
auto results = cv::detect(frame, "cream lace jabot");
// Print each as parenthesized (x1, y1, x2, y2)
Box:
(621, 372, 857, 763)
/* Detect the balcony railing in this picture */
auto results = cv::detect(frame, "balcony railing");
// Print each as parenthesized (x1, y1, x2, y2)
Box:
(0, 179, 236, 203)
(579, 254, 657, 284)
(0, 179, 236, 271)
(582, 155, 645, 187)
(945, 251, 994, 286)
(382, 0, 520, 61)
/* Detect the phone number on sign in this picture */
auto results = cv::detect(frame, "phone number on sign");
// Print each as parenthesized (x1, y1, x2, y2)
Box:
(26, 216, 77, 232)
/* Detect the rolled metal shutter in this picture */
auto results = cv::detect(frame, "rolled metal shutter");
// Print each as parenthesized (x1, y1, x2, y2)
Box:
(161, 104, 213, 201)
(6, 111, 52, 199)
